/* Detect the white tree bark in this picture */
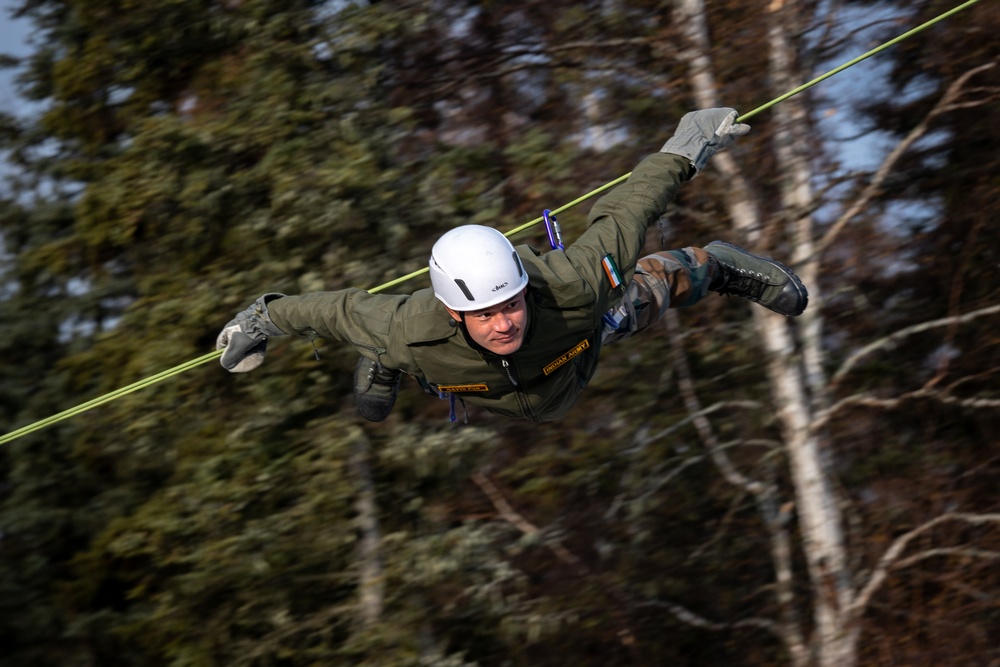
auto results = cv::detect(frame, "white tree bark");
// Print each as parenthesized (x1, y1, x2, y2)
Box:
(673, 1, 850, 664)
(671, 2, 1000, 666)
(762, 5, 855, 666)
(350, 429, 385, 627)
(664, 308, 810, 667)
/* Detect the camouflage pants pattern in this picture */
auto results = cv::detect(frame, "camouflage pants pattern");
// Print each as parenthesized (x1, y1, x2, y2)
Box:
(601, 247, 716, 345)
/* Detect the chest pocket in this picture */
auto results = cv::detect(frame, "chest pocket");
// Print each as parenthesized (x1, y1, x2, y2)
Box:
(520, 247, 595, 309)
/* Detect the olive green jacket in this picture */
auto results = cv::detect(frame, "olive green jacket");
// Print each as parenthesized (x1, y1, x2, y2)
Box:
(268, 151, 691, 422)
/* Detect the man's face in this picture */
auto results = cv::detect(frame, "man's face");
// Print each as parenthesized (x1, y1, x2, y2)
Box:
(447, 289, 529, 356)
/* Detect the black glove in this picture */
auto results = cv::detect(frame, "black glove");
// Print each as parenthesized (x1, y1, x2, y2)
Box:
(216, 293, 287, 372)
(660, 108, 750, 174)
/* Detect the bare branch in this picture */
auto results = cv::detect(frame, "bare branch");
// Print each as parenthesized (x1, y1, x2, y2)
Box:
(848, 513, 1000, 624)
(941, 577, 1000, 603)
(945, 367, 1000, 394)
(236, 602, 356, 663)
(686, 490, 750, 563)
(637, 598, 781, 637)
(633, 401, 765, 447)
(417, 37, 671, 99)
(471, 471, 642, 652)
(924, 218, 985, 387)
(815, 385, 1000, 431)
(635, 454, 706, 504)
(818, 62, 997, 257)
(471, 471, 580, 563)
(893, 547, 1000, 570)
(830, 303, 1000, 385)
(665, 311, 766, 494)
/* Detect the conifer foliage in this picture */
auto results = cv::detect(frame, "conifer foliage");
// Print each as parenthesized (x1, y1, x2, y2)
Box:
(0, 1, 997, 665)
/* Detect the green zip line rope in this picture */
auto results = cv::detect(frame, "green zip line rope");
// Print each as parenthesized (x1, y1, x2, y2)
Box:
(0, 0, 981, 447)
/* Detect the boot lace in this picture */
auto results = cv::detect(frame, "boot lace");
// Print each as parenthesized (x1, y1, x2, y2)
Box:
(717, 268, 769, 302)
(360, 358, 400, 393)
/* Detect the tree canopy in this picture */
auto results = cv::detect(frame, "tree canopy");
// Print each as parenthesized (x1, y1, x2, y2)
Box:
(1, 1, 997, 665)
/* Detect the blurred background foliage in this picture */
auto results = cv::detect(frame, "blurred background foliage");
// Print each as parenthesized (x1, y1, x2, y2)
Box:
(0, 0, 997, 665)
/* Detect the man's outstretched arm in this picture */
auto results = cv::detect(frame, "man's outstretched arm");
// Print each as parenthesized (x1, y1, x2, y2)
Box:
(563, 108, 749, 306)
(217, 289, 416, 374)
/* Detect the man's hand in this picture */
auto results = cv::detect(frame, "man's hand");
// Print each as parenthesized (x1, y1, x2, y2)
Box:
(216, 293, 286, 372)
(660, 108, 750, 174)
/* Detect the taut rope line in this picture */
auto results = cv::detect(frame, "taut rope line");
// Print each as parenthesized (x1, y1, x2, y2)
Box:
(0, 0, 981, 446)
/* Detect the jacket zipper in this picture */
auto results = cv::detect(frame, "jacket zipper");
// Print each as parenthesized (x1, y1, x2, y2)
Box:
(501, 357, 541, 423)
(501, 358, 518, 387)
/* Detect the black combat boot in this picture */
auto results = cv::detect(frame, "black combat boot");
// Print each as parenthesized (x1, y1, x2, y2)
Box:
(354, 356, 401, 422)
(705, 241, 809, 317)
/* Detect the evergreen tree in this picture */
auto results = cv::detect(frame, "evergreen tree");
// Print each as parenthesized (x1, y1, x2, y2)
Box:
(3, 0, 996, 665)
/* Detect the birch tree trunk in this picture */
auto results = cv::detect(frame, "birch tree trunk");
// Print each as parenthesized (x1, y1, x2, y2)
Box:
(673, 1, 852, 664)
(350, 429, 385, 627)
(762, 4, 854, 666)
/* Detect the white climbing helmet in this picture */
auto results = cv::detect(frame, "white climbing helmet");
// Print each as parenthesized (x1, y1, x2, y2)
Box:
(429, 225, 529, 311)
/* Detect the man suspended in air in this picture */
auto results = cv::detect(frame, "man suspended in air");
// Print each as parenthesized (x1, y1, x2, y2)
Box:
(216, 108, 808, 423)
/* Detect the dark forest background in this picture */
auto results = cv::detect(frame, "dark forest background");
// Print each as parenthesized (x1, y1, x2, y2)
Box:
(0, 1, 997, 665)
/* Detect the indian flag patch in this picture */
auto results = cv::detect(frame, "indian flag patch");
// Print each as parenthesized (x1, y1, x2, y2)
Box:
(601, 254, 623, 290)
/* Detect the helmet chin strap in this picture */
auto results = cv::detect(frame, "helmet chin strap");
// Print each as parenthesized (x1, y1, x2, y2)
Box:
(452, 312, 488, 354)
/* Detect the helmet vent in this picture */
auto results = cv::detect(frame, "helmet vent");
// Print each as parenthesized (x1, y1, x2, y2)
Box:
(512, 251, 523, 277)
(453, 279, 475, 301)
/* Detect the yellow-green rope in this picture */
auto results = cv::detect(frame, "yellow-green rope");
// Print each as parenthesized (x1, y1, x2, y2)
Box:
(0, 350, 224, 445)
(0, 0, 981, 446)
